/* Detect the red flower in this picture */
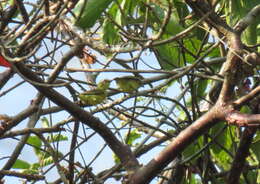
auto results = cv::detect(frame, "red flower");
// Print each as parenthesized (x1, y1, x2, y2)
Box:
(0, 55, 11, 67)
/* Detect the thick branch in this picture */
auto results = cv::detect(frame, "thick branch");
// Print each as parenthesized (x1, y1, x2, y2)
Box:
(225, 111, 260, 127)
(228, 100, 260, 183)
(234, 86, 260, 107)
(0, 170, 44, 181)
(227, 127, 256, 184)
(128, 105, 224, 184)
(218, 31, 245, 102)
(234, 5, 260, 33)
(0, 105, 38, 135)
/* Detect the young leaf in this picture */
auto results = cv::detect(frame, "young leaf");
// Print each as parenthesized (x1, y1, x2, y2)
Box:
(30, 163, 40, 170)
(40, 156, 54, 167)
(12, 159, 30, 169)
(27, 136, 42, 156)
(0, 55, 11, 68)
(125, 129, 141, 146)
(47, 134, 68, 143)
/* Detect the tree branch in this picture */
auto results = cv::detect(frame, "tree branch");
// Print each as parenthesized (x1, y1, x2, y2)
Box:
(0, 125, 64, 139)
(184, 0, 234, 35)
(13, 62, 139, 173)
(14, 0, 29, 23)
(0, 3, 17, 34)
(0, 69, 14, 90)
(225, 111, 260, 127)
(234, 86, 260, 107)
(0, 105, 38, 135)
(0, 170, 44, 181)
(234, 5, 260, 33)
(227, 127, 256, 184)
(128, 105, 224, 184)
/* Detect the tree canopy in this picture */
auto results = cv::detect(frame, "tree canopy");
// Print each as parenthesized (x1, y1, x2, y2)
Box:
(0, 0, 260, 183)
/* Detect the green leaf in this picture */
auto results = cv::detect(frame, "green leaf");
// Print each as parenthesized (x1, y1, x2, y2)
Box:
(225, 0, 259, 26)
(178, 110, 188, 122)
(12, 159, 30, 169)
(182, 143, 198, 162)
(181, 38, 204, 64)
(112, 153, 120, 164)
(102, 1, 121, 44)
(251, 132, 260, 161)
(209, 124, 234, 170)
(149, 2, 165, 25)
(27, 136, 42, 156)
(165, 15, 184, 35)
(125, 129, 141, 146)
(225, 0, 260, 45)
(206, 44, 221, 59)
(102, 19, 120, 45)
(38, 149, 63, 161)
(242, 23, 258, 45)
(30, 163, 40, 170)
(246, 170, 258, 184)
(155, 38, 202, 69)
(115, 0, 141, 26)
(173, 0, 189, 23)
(78, 89, 107, 105)
(47, 134, 68, 143)
(115, 76, 142, 93)
(194, 79, 208, 98)
(74, 0, 114, 29)
(40, 156, 54, 167)
(182, 136, 203, 163)
(240, 105, 251, 113)
(154, 44, 180, 69)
